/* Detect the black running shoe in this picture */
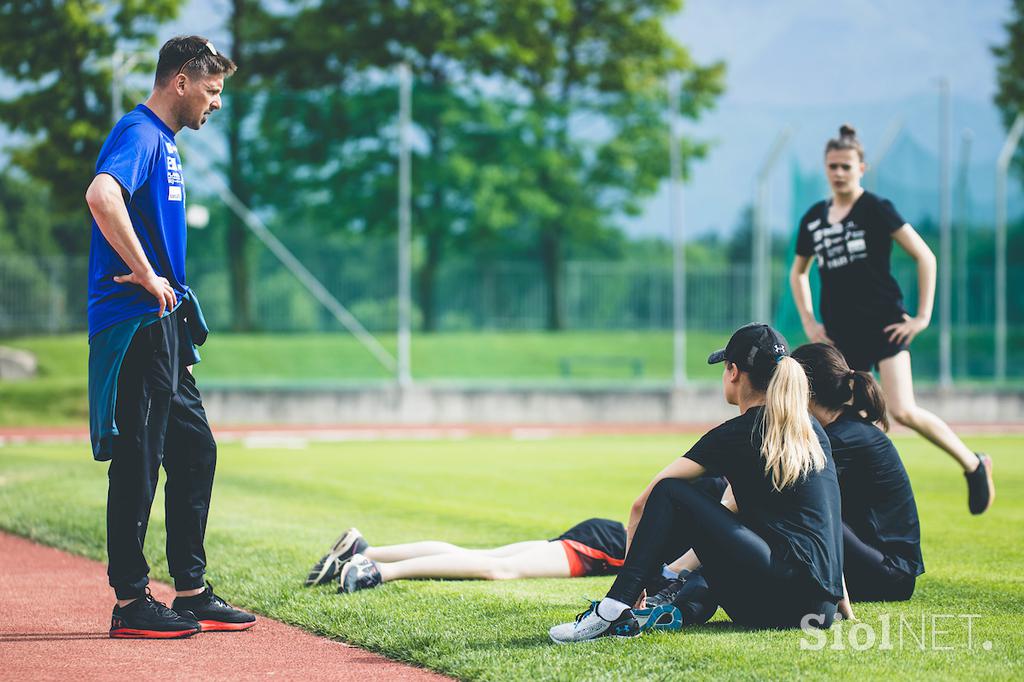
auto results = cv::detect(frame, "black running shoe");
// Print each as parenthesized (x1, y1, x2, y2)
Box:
(172, 582, 256, 632)
(110, 592, 201, 639)
(966, 453, 995, 515)
(305, 527, 369, 587)
(338, 554, 382, 594)
(645, 573, 691, 608)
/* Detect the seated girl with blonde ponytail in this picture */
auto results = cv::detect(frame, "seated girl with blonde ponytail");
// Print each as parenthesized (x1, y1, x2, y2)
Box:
(549, 324, 847, 644)
(792, 343, 924, 602)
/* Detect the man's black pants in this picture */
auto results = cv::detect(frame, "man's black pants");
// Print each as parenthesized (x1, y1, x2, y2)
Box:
(106, 307, 217, 600)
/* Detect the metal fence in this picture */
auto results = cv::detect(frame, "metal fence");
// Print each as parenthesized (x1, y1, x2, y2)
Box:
(3, 252, 1022, 382)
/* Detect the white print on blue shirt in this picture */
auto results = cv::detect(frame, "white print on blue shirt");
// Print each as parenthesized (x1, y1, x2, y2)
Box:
(164, 141, 184, 201)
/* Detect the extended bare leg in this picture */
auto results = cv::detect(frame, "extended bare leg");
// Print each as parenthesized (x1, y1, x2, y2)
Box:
(365, 540, 548, 563)
(879, 352, 977, 471)
(375, 541, 571, 582)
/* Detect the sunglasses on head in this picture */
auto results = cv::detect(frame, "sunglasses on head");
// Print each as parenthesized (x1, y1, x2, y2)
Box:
(176, 41, 218, 77)
(828, 163, 854, 171)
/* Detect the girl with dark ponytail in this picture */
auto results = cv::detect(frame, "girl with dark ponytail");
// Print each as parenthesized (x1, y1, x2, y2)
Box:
(789, 124, 994, 515)
(792, 343, 924, 601)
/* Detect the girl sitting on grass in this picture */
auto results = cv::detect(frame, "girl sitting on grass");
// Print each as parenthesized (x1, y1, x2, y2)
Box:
(792, 342, 924, 601)
(549, 323, 849, 643)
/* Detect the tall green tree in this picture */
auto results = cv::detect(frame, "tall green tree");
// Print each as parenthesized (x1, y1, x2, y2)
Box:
(220, 0, 280, 331)
(0, 1, 178, 255)
(480, 0, 723, 329)
(250, 0, 721, 331)
(994, 0, 1024, 178)
(245, 0, 536, 331)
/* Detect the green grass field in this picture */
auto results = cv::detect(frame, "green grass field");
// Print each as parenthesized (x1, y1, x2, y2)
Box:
(0, 331, 731, 426)
(1, 434, 1021, 680)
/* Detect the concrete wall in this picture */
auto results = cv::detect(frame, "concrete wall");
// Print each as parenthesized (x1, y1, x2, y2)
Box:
(202, 383, 1024, 425)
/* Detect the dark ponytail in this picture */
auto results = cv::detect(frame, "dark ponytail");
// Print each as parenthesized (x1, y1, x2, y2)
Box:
(791, 343, 890, 431)
(850, 370, 889, 431)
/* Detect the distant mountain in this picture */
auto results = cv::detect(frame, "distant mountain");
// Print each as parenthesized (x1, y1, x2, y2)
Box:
(625, 0, 1018, 240)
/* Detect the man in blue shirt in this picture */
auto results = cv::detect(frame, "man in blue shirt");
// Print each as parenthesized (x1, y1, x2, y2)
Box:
(86, 35, 255, 639)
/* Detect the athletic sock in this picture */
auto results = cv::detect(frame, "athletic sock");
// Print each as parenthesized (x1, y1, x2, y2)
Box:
(661, 564, 679, 580)
(596, 597, 631, 621)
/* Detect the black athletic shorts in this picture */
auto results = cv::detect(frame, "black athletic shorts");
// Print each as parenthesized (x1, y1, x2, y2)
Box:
(829, 317, 908, 372)
(551, 518, 626, 577)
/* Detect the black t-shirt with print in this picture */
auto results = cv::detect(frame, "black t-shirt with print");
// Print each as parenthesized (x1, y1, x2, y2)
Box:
(795, 191, 907, 334)
(683, 406, 844, 601)
(825, 410, 924, 578)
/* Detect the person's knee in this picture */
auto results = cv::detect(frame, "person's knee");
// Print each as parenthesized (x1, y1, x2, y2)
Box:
(889, 405, 917, 427)
(482, 559, 519, 581)
(189, 434, 218, 478)
(201, 436, 217, 469)
(651, 477, 694, 500)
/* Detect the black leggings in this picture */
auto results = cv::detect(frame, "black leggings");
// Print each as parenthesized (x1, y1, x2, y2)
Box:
(608, 478, 837, 629)
(843, 524, 916, 602)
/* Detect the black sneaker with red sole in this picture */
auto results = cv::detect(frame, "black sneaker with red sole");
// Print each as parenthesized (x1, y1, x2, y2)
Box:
(172, 582, 256, 632)
(110, 593, 201, 639)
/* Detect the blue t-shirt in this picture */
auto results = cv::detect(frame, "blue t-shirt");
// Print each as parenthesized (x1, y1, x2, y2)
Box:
(88, 104, 189, 338)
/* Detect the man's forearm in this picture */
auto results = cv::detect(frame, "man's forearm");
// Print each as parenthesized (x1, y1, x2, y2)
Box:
(86, 175, 154, 277)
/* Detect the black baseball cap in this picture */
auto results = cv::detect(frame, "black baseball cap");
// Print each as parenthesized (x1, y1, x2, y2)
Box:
(707, 323, 790, 373)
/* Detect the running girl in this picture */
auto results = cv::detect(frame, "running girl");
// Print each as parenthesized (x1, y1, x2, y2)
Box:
(788, 124, 994, 515)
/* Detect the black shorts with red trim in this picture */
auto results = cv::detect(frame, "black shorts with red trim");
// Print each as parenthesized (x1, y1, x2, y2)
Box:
(551, 518, 626, 577)
(551, 478, 728, 578)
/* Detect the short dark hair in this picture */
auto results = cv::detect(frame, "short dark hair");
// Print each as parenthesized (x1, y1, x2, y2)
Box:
(155, 35, 237, 86)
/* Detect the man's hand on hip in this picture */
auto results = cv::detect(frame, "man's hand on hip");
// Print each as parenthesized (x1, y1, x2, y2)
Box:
(113, 271, 178, 317)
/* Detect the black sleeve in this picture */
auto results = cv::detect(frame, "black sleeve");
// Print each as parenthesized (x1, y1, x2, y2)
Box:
(876, 197, 906, 234)
(795, 203, 823, 257)
(682, 424, 731, 477)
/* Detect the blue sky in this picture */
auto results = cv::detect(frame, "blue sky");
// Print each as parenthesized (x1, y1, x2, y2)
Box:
(26, 1, 1024, 239)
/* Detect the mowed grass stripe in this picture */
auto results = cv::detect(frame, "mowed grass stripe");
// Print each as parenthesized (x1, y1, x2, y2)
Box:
(0, 435, 1021, 681)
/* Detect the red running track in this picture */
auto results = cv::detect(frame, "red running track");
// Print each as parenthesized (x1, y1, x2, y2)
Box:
(0, 532, 450, 682)
(3, 420, 1023, 448)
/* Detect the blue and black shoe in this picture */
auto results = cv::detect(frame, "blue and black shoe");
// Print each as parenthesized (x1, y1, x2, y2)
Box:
(634, 604, 683, 632)
(338, 554, 382, 594)
(549, 601, 641, 644)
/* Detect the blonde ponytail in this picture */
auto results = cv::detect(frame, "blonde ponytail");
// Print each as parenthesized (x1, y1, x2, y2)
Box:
(759, 356, 827, 491)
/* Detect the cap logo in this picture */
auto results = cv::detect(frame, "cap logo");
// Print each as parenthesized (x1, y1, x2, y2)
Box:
(773, 344, 786, 354)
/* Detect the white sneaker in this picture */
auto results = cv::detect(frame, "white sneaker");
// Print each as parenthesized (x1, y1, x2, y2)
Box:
(549, 601, 641, 644)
